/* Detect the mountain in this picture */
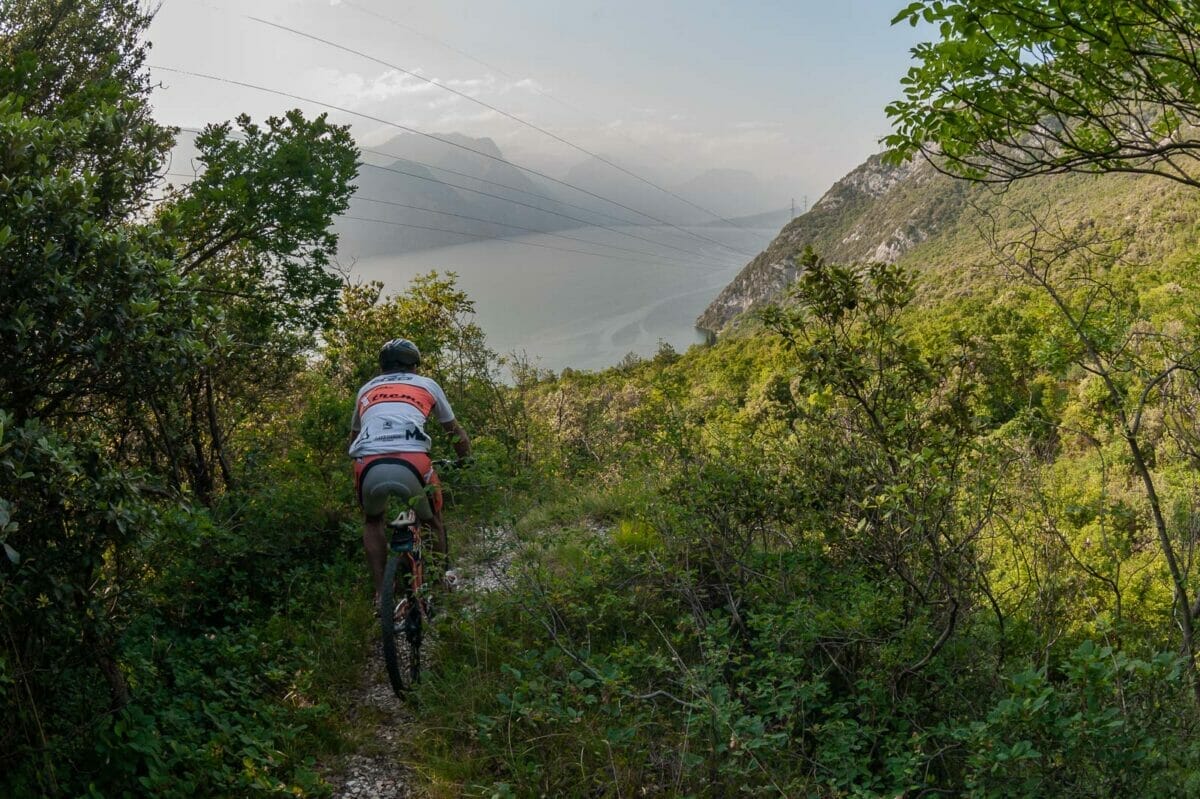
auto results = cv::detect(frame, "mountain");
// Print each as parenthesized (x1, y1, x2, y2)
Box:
(561, 155, 694, 226)
(697, 154, 952, 331)
(697, 152, 1200, 333)
(701, 207, 794, 229)
(338, 134, 799, 258)
(561, 159, 795, 227)
(337, 133, 623, 259)
(675, 168, 788, 220)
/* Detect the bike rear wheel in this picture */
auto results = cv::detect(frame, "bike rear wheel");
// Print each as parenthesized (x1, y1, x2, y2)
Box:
(380, 552, 422, 696)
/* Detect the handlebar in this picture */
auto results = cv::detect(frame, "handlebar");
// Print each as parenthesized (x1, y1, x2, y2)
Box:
(433, 456, 474, 471)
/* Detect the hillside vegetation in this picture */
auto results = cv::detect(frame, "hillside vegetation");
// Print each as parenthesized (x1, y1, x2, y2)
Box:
(9, 1, 1200, 797)
(699, 154, 1200, 333)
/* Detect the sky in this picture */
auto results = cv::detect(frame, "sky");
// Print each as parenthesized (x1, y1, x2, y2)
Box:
(147, 0, 929, 205)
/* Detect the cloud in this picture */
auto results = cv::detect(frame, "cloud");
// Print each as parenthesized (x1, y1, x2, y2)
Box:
(507, 78, 545, 95)
(308, 66, 542, 115)
(734, 120, 784, 131)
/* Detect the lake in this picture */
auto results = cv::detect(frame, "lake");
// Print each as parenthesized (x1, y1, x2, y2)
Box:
(350, 224, 776, 373)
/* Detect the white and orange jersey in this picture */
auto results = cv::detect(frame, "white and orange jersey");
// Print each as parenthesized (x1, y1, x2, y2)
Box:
(348, 372, 456, 457)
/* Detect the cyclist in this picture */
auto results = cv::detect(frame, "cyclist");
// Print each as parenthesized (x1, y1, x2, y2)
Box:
(349, 338, 471, 598)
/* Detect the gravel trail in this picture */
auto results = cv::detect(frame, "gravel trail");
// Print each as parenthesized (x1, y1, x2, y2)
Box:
(324, 657, 420, 799)
(322, 525, 516, 798)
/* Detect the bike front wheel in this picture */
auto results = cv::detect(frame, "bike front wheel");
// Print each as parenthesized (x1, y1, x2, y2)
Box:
(380, 553, 422, 696)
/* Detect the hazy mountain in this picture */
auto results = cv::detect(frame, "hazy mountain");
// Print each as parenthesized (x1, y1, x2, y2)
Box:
(169, 129, 804, 261)
(337, 132, 627, 259)
(701, 207, 794, 229)
(560, 159, 793, 227)
(675, 168, 788, 220)
(561, 155, 693, 226)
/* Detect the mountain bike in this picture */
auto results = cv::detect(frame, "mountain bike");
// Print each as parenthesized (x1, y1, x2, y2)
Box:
(379, 506, 426, 696)
(379, 458, 464, 697)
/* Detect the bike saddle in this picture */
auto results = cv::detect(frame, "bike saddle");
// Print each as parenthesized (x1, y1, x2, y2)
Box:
(388, 509, 418, 530)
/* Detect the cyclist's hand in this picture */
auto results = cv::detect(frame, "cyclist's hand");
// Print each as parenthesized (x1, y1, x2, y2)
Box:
(454, 455, 475, 470)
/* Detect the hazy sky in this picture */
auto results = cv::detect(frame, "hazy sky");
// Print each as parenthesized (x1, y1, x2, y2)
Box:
(148, 0, 927, 202)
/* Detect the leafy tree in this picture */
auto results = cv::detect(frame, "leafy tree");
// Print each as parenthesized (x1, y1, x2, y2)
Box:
(885, 0, 1200, 704)
(762, 256, 1000, 678)
(885, 1, 1200, 188)
(0, 0, 359, 789)
(976, 205, 1200, 701)
(0, 1, 192, 784)
(145, 112, 357, 502)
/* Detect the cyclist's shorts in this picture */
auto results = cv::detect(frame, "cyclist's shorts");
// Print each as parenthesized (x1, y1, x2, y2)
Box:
(354, 452, 442, 520)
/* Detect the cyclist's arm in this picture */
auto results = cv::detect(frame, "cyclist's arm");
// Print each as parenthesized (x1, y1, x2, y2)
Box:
(348, 401, 361, 451)
(441, 419, 471, 460)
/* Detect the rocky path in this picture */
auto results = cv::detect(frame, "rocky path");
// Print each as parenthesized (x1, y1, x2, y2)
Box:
(324, 653, 420, 799)
(321, 525, 516, 798)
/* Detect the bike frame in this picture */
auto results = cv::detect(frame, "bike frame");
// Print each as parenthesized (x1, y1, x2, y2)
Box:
(387, 512, 427, 621)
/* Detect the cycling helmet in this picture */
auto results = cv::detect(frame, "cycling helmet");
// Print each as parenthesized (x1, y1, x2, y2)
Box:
(379, 338, 421, 371)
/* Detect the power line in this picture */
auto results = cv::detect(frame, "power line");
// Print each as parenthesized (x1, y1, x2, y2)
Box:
(161, 168, 725, 270)
(338, 0, 699, 207)
(351, 195, 726, 269)
(357, 162, 734, 267)
(148, 66, 755, 260)
(178, 125, 708, 244)
(338, 0, 608, 130)
(340, 215, 732, 274)
(169, 123, 738, 267)
(248, 15, 754, 234)
(359, 146, 748, 258)
(161, 167, 733, 269)
(358, 147, 637, 227)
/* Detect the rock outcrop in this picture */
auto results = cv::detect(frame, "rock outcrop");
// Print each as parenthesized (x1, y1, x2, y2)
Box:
(697, 154, 965, 333)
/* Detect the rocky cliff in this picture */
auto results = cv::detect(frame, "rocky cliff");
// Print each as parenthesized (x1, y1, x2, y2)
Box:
(697, 153, 966, 332)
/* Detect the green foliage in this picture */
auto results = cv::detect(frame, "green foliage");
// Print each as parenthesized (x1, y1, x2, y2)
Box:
(403, 246, 1200, 795)
(961, 643, 1197, 798)
(885, 1, 1200, 187)
(11, 0, 1200, 795)
(0, 1, 365, 793)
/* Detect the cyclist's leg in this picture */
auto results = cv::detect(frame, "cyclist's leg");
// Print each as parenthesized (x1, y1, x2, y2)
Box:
(424, 464, 447, 561)
(355, 457, 387, 596)
(363, 513, 387, 597)
(390, 453, 448, 571)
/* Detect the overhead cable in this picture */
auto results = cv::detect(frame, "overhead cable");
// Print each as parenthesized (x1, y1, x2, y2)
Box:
(150, 65, 755, 259)
(357, 162, 735, 267)
(166, 132, 735, 266)
(351, 195, 730, 270)
(178, 125, 700, 239)
(341, 215, 734, 274)
(248, 15, 754, 235)
(337, 0, 639, 143)
(161, 169, 732, 269)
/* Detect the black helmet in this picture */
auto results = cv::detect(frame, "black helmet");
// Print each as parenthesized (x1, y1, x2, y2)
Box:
(379, 338, 421, 371)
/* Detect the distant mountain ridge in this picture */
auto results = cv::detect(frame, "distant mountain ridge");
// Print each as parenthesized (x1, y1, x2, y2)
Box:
(338, 134, 797, 259)
(701, 207, 794, 229)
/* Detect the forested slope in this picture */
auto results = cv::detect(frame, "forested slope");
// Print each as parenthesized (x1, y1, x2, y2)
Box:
(10, 1, 1200, 797)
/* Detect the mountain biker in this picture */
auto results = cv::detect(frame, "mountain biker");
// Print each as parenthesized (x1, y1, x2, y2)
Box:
(349, 338, 471, 597)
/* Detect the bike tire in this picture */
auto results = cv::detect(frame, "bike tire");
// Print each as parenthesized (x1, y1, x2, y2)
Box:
(380, 553, 422, 696)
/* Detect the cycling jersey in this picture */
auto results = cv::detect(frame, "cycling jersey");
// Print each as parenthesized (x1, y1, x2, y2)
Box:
(348, 372, 455, 457)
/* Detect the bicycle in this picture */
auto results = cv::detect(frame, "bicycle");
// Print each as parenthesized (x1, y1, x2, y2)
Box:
(378, 458, 464, 697)
(379, 506, 426, 696)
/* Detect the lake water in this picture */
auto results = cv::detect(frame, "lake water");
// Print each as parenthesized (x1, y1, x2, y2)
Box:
(350, 225, 776, 373)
